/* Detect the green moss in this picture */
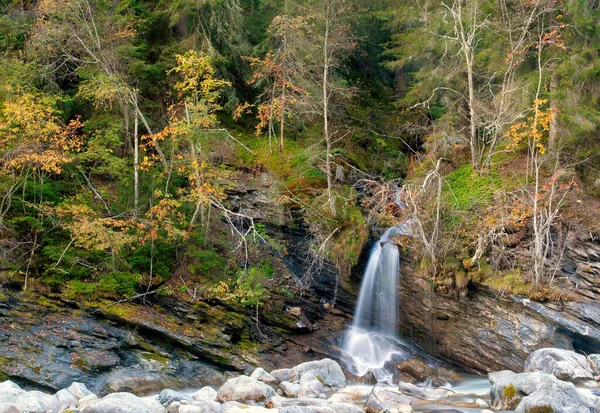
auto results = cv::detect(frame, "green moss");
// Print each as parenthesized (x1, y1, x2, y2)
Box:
(504, 384, 516, 398)
(526, 406, 554, 413)
(444, 165, 501, 211)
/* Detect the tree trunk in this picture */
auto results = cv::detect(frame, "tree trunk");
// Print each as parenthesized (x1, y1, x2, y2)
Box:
(548, 72, 559, 152)
(133, 96, 139, 215)
(466, 52, 478, 169)
(323, 1, 335, 217)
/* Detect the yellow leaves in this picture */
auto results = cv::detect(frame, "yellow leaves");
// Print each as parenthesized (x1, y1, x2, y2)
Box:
(57, 203, 135, 252)
(0, 91, 84, 174)
(505, 98, 556, 155)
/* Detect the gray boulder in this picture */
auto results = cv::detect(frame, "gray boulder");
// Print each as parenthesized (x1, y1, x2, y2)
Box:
(396, 382, 429, 399)
(325, 403, 363, 413)
(217, 376, 275, 404)
(514, 379, 599, 413)
(0, 404, 20, 413)
(290, 359, 346, 388)
(79, 394, 100, 410)
(363, 387, 412, 413)
(280, 381, 300, 398)
(192, 387, 218, 402)
(81, 392, 153, 413)
(250, 368, 279, 386)
(158, 390, 194, 407)
(298, 374, 324, 398)
(271, 369, 292, 384)
(0, 381, 25, 404)
(524, 348, 594, 383)
(222, 402, 274, 413)
(279, 407, 334, 413)
(68, 382, 94, 400)
(174, 402, 221, 413)
(56, 389, 78, 407)
(490, 370, 599, 412)
(22, 391, 61, 413)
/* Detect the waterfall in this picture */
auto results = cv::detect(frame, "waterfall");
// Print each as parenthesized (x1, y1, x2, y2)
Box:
(342, 226, 408, 380)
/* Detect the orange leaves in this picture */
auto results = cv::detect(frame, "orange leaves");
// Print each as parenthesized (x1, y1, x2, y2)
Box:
(0, 91, 84, 174)
(505, 99, 556, 154)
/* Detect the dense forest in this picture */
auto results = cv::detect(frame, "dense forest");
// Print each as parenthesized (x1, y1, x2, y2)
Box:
(1, 0, 599, 313)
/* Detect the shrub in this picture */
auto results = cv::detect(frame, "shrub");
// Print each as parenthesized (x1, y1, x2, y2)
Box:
(98, 272, 139, 298)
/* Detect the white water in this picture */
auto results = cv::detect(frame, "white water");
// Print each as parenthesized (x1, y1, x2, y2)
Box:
(342, 227, 407, 379)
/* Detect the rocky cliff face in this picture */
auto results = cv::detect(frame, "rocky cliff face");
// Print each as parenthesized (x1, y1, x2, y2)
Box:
(0, 171, 356, 395)
(399, 228, 600, 373)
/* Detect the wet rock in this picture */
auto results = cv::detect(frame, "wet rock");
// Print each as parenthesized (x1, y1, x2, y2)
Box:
(524, 348, 594, 383)
(397, 382, 429, 399)
(217, 376, 276, 404)
(81, 392, 153, 413)
(280, 381, 300, 397)
(271, 369, 292, 383)
(395, 359, 437, 385)
(363, 387, 412, 413)
(290, 359, 346, 388)
(298, 373, 324, 398)
(192, 387, 218, 402)
(250, 368, 279, 386)
(158, 390, 194, 407)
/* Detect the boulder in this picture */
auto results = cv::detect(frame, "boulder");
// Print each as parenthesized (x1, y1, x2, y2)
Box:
(280, 381, 300, 398)
(68, 382, 93, 400)
(217, 376, 276, 404)
(396, 382, 429, 399)
(290, 359, 346, 388)
(394, 359, 437, 385)
(55, 389, 78, 407)
(193, 387, 218, 402)
(524, 348, 594, 383)
(363, 387, 412, 413)
(144, 399, 166, 413)
(475, 398, 489, 408)
(279, 407, 334, 413)
(0, 404, 20, 413)
(81, 392, 153, 413)
(489, 370, 599, 412)
(271, 369, 292, 384)
(250, 368, 279, 386)
(23, 390, 61, 413)
(336, 387, 372, 401)
(158, 390, 194, 407)
(325, 403, 363, 413)
(298, 374, 324, 398)
(0, 381, 25, 404)
(222, 402, 276, 413)
(327, 394, 353, 404)
(79, 394, 100, 409)
(514, 379, 599, 413)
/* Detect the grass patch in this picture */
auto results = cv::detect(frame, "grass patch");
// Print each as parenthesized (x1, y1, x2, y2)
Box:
(444, 164, 501, 211)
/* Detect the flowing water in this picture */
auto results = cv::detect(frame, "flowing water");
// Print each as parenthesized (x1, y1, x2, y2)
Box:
(342, 226, 410, 379)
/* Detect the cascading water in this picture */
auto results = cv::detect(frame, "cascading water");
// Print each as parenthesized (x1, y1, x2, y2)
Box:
(342, 226, 409, 381)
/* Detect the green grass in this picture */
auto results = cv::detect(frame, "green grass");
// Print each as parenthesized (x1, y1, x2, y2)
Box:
(444, 165, 501, 211)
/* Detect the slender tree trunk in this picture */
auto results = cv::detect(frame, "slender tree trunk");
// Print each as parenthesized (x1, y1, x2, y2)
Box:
(466, 53, 478, 169)
(548, 72, 559, 152)
(323, 1, 335, 217)
(280, 81, 286, 151)
(133, 95, 139, 215)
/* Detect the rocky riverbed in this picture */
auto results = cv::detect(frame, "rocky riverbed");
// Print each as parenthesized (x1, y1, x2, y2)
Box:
(1, 348, 599, 413)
